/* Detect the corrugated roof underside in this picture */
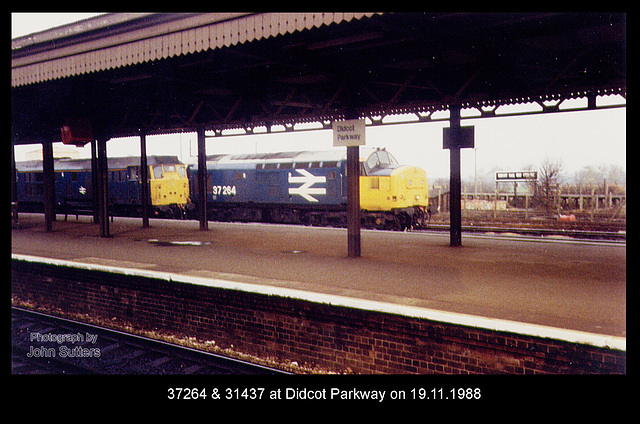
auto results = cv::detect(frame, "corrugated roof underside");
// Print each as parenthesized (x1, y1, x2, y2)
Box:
(11, 13, 376, 87)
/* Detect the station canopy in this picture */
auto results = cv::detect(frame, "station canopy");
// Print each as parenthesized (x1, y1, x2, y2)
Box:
(11, 12, 626, 145)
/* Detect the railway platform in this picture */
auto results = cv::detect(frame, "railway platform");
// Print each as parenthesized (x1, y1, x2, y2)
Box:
(11, 213, 626, 341)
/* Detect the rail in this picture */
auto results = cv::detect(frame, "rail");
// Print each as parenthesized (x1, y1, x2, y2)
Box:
(421, 223, 625, 241)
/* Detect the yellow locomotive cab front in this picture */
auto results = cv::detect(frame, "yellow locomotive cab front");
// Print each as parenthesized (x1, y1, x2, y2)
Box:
(360, 166, 428, 211)
(393, 165, 429, 209)
(359, 148, 428, 213)
(149, 164, 190, 207)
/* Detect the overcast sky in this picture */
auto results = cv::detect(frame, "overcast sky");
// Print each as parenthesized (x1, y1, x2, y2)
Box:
(11, 13, 106, 38)
(12, 13, 626, 181)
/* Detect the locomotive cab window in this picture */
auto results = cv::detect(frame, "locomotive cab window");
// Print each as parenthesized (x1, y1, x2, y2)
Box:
(365, 150, 399, 174)
(378, 150, 397, 165)
(152, 165, 163, 179)
(366, 154, 379, 170)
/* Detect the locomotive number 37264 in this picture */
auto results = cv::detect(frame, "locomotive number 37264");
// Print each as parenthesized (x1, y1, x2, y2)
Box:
(212, 185, 237, 196)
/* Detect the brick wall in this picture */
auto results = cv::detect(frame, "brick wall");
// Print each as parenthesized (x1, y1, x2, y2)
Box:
(11, 259, 625, 374)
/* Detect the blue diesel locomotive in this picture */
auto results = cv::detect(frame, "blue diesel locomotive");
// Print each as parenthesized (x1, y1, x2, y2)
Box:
(15, 156, 189, 218)
(188, 148, 429, 230)
(15, 149, 428, 230)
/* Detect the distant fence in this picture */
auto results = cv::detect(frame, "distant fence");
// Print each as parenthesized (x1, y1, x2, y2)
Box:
(430, 191, 626, 216)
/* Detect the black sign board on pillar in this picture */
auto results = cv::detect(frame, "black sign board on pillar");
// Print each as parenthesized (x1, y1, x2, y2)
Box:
(443, 126, 475, 149)
(444, 107, 474, 247)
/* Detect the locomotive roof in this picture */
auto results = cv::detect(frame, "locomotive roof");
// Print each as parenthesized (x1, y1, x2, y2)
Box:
(206, 150, 345, 164)
(16, 155, 183, 172)
(204, 148, 387, 165)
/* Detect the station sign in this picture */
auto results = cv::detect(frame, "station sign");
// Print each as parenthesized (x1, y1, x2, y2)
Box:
(495, 171, 538, 181)
(333, 119, 366, 147)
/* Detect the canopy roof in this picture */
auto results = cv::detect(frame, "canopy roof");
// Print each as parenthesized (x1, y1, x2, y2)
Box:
(12, 12, 626, 145)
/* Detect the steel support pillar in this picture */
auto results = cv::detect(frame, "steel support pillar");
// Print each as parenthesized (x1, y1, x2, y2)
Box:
(197, 126, 208, 231)
(140, 131, 150, 228)
(42, 140, 55, 232)
(11, 143, 18, 223)
(97, 138, 110, 237)
(449, 105, 462, 246)
(347, 145, 361, 258)
(91, 140, 99, 223)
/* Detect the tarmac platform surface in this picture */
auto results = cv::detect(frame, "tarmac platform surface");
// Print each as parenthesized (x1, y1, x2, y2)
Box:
(11, 214, 626, 341)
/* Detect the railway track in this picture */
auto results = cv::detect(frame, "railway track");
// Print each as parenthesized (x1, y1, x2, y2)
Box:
(11, 307, 291, 375)
(420, 223, 625, 241)
(14, 210, 626, 241)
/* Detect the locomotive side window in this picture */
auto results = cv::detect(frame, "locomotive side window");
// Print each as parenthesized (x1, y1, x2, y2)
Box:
(110, 169, 127, 182)
(24, 172, 43, 196)
(28, 172, 44, 182)
(153, 165, 163, 179)
(206, 174, 213, 194)
(360, 163, 367, 176)
(177, 165, 186, 178)
(128, 166, 140, 180)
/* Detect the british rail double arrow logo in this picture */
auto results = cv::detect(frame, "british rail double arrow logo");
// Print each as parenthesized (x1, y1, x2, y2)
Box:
(288, 169, 326, 202)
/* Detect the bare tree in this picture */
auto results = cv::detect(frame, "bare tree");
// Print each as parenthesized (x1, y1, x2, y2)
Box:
(573, 164, 626, 193)
(537, 157, 564, 212)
